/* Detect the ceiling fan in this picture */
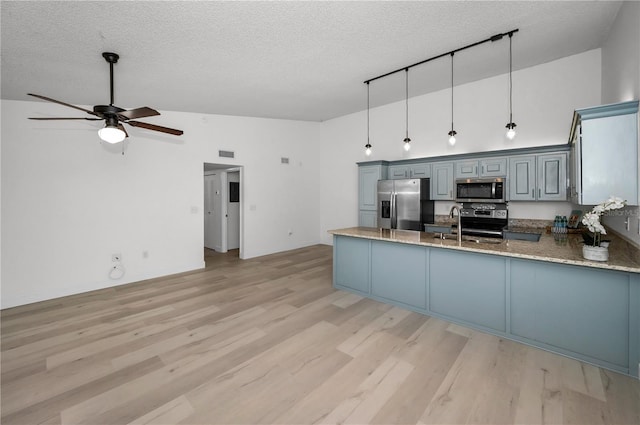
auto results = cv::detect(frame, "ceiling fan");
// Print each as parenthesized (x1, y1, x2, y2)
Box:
(28, 52, 183, 144)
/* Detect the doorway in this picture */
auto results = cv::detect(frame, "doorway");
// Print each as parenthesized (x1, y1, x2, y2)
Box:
(204, 163, 243, 258)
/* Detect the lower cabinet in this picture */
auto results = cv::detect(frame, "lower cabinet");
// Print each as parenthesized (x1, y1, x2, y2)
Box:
(334, 236, 370, 294)
(510, 260, 630, 368)
(332, 234, 640, 377)
(429, 250, 506, 332)
(371, 241, 426, 309)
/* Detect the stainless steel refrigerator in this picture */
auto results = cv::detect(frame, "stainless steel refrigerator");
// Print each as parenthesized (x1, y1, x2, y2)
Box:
(377, 178, 434, 230)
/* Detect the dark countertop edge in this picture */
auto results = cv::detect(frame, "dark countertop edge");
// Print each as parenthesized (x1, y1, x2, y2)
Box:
(328, 227, 640, 274)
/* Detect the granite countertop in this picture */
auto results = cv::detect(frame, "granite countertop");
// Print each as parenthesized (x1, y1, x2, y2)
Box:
(328, 227, 640, 274)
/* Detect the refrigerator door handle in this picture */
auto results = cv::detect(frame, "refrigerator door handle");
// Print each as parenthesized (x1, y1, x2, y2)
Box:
(391, 192, 397, 229)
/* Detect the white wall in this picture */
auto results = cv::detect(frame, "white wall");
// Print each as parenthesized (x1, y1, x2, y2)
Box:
(318, 49, 602, 244)
(601, 1, 640, 246)
(1, 101, 321, 308)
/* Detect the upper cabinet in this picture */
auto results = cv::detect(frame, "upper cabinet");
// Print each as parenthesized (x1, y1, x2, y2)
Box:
(455, 158, 507, 179)
(569, 101, 639, 205)
(431, 162, 455, 200)
(388, 162, 431, 179)
(508, 153, 567, 201)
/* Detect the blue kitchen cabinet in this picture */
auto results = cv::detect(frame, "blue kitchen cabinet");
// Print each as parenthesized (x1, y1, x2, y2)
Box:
(428, 249, 507, 332)
(455, 158, 506, 179)
(331, 232, 639, 377)
(537, 153, 567, 201)
(334, 236, 370, 294)
(371, 241, 427, 309)
(358, 210, 377, 228)
(508, 153, 567, 201)
(358, 163, 387, 226)
(431, 162, 455, 200)
(510, 259, 631, 369)
(570, 101, 639, 205)
(388, 163, 431, 179)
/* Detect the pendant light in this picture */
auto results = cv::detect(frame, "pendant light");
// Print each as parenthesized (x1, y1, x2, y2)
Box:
(505, 32, 517, 140)
(403, 68, 411, 151)
(447, 53, 457, 146)
(365, 82, 372, 156)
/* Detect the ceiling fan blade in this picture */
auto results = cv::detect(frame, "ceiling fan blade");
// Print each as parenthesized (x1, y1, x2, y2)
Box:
(118, 107, 160, 120)
(118, 123, 129, 138)
(127, 120, 183, 136)
(27, 93, 100, 117)
(29, 117, 103, 121)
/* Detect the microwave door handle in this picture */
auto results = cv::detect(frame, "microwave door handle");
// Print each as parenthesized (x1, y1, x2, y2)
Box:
(491, 183, 496, 198)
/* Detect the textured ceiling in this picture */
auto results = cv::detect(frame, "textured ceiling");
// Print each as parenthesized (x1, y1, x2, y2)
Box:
(1, 1, 622, 122)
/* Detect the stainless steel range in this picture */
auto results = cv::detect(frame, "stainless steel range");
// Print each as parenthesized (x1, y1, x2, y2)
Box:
(458, 202, 508, 238)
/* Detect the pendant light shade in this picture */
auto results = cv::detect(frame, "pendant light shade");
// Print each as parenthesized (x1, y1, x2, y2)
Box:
(448, 53, 457, 146)
(365, 82, 372, 156)
(403, 68, 411, 151)
(505, 32, 517, 140)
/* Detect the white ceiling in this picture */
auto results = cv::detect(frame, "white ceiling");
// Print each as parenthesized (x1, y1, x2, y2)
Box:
(1, 1, 622, 122)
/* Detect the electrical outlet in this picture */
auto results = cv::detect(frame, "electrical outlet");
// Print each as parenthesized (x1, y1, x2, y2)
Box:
(142, 251, 149, 259)
(112, 253, 121, 262)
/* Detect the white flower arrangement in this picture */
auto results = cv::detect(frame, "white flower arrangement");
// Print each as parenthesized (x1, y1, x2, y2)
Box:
(581, 196, 626, 246)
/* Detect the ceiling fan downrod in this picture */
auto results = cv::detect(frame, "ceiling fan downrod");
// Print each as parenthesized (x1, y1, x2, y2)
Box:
(102, 52, 119, 106)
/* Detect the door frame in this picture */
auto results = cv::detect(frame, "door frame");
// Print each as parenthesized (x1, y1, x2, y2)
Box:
(203, 163, 244, 259)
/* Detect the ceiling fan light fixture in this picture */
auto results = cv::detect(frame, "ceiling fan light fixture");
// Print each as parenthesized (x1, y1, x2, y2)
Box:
(99, 119, 126, 144)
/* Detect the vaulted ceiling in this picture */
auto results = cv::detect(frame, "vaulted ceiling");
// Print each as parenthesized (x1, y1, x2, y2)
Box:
(1, 1, 622, 122)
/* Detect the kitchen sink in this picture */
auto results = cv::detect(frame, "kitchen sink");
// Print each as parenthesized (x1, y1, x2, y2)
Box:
(503, 231, 541, 242)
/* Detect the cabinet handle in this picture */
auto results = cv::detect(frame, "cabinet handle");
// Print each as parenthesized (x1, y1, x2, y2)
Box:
(475, 166, 478, 174)
(450, 190, 452, 199)
(538, 188, 541, 198)
(531, 189, 534, 197)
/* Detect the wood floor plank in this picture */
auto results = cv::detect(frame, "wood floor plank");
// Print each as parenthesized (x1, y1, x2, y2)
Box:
(2, 245, 638, 425)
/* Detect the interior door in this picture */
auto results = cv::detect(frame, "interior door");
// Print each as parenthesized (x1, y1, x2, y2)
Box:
(227, 171, 240, 250)
(204, 174, 217, 249)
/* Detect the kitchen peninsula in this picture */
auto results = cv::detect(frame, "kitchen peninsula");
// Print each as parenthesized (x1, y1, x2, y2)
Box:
(329, 227, 640, 378)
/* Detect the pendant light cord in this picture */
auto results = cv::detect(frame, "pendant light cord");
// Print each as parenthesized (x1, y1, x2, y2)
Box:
(405, 68, 409, 138)
(367, 82, 370, 143)
(450, 52, 454, 132)
(508, 32, 513, 123)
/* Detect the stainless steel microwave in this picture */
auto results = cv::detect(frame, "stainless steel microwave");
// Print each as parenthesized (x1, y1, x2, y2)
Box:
(455, 178, 506, 203)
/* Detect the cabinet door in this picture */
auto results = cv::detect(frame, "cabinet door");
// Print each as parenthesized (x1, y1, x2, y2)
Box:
(359, 210, 377, 228)
(580, 113, 638, 205)
(429, 250, 506, 332)
(371, 241, 427, 310)
(508, 156, 536, 201)
(388, 165, 409, 180)
(431, 162, 454, 200)
(480, 158, 507, 177)
(569, 129, 581, 204)
(455, 160, 479, 179)
(409, 163, 431, 178)
(537, 153, 567, 201)
(358, 166, 383, 211)
(510, 260, 629, 368)
(334, 236, 370, 294)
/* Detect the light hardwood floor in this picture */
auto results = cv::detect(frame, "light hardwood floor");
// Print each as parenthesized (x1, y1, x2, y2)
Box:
(2, 245, 639, 424)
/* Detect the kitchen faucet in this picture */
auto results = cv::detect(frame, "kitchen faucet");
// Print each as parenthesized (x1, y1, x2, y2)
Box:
(450, 204, 462, 244)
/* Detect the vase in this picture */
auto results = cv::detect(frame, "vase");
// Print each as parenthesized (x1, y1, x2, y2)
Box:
(582, 245, 609, 262)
